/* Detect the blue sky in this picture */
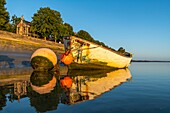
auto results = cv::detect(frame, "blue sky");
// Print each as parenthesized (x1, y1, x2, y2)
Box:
(6, 0, 170, 60)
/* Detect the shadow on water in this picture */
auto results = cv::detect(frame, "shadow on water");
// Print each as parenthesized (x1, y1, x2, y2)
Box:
(0, 68, 132, 112)
(0, 55, 31, 68)
(21, 61, 31, 67)
(0, 55, 15, 68)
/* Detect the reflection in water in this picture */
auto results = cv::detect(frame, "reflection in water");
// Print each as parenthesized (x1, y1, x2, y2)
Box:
(0, 81, 29, 110)
(0, 68, 132, 112)
(28, 71, 60, 112)
(30, 71, 57, 94)
(14, 81, 28, 102)
(0, 55, 15, 68)
(61, 68, 132, 104)
(60, 76, 73, 89)
(0, 87, 7, 111)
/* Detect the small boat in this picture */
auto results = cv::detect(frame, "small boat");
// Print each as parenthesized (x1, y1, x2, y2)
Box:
(62, 36, 133, 69)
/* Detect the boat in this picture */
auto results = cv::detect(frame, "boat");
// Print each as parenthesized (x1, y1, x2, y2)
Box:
(62, 36, 133, 69)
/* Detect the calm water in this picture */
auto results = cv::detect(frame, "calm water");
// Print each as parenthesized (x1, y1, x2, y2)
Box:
(0, 62, 170, 113)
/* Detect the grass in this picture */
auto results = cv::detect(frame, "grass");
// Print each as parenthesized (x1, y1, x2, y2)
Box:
(0, 30, 64, 53)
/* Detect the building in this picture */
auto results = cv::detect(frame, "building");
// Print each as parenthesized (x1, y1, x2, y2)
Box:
(16, 16, 30, 36)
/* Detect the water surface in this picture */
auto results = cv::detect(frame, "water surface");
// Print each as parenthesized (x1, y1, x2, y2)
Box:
(0, 62, 170, 113)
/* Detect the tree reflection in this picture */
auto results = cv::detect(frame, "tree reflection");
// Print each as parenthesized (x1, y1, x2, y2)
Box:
(0, 68, 132, 112)
(0, 87, 7, 110)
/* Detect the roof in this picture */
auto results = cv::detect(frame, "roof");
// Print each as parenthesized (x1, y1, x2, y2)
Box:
(23, 20, 30, 25)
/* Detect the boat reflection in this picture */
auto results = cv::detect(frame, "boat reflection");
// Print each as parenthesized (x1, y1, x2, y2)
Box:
(0, 68, 132, 112)
(60, 68, 132, 104)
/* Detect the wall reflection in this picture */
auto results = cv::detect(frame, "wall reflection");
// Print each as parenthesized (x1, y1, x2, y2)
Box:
(14, 81, 28, 102)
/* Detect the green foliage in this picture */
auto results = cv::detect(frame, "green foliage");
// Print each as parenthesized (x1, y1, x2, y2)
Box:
(0, 0, 11, 31)
(64, 23, 74, 36)
(30, 7, 74, 42)
(30, 7, 63, 39)
(53, 23, 74, 42)
(118, 47, 125, 53)
(94, 40, 106, 47)
(0, 1, 113, 52)
(76, 30, 94, 42)
(75, 30, 117, 51)
(10, 14, 20, 33)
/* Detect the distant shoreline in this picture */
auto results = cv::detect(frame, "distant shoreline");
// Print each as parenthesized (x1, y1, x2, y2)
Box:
(132, 60, 170, 62)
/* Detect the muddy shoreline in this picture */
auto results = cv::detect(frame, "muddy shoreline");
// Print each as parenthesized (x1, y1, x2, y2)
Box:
(0, 30, 65, 74)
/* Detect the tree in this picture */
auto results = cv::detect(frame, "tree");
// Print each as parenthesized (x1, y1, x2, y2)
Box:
(76, 30, 116, 51)
(118, 47, 125, 53)
(76, 30, 94, 42)
(30, 7, 63, 40)
(51, 27, 59, 43)
(63, 23, 74, 36)
(10, 15, 20, 33)
(56, 23, 74, 42)
(0, 0, 11, 31)
(52, 24, 69, 43)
